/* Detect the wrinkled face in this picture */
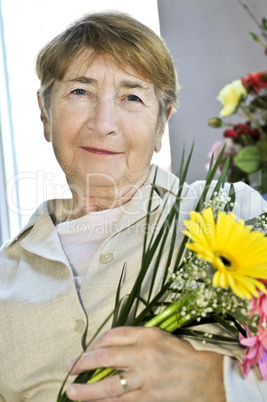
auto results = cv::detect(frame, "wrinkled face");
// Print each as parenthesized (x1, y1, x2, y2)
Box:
(40, 49, 167, 194)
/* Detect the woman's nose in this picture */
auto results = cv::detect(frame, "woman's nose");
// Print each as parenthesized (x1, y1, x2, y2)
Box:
(88, 98, 119, 137)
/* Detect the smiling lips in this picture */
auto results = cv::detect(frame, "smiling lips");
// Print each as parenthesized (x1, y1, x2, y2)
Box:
(81, 146, 123, 156)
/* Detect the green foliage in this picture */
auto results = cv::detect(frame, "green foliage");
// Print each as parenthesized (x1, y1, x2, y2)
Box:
(251, 94, 267, 110)
(258, 140, 267, 164)
(234, 145, 261, 173)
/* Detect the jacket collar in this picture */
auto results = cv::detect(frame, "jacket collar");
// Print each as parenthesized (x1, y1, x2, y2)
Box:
(6, 198, 73, 252)
(7, 165, 179, 254)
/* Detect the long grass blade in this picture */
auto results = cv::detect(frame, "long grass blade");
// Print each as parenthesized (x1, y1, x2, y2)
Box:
(224, 183, 236, 213)
(111, 263, 127, 327)
(195, 143, 227, 212)
(211, 157, 230, 196)
(141, 167, 158, 266)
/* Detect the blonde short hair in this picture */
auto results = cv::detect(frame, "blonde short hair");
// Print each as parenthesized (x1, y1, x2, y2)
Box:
(36, 12, 179, 116)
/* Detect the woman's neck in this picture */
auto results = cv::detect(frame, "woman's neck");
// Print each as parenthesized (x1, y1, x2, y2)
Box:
(67, 177, 146, 220)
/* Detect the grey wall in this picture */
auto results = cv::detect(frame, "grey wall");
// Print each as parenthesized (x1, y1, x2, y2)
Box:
(158, 0, 267, 182)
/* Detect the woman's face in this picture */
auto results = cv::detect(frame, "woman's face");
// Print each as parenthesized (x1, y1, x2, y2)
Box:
(40, 49, 168, 195)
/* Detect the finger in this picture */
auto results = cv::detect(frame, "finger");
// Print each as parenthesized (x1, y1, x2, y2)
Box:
(68, 345, 136, 374)
(66, 371, 141, 401)
(87, 327, 143, 352)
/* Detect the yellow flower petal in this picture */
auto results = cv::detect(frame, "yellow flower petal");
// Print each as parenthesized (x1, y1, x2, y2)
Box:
(218, 79, 247, 117)
(184, 207, 267, 299)
(233, 275, 260, 299)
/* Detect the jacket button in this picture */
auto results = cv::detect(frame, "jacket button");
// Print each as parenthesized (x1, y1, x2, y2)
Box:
(74, 319, 85, 333)
(100, 252, 113, 263)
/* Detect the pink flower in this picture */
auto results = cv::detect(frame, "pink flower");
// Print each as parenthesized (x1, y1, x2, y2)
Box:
(205, 139, 240, 176)
(249, 282, 267, 328)
(240, 329, 267, 379)
(239, 281, 267, 379)
(250, 291, 267, 322)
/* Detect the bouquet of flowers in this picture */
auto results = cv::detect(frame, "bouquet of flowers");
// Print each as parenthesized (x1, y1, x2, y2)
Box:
(207, 12, 267, 195)
(57, 147, 267, 402)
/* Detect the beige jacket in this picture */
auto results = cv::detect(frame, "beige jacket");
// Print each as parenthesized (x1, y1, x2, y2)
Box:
(0, 166, 266, 401)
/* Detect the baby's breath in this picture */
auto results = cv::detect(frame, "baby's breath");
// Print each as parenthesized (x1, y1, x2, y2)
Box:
(253, 212, 267, 234)
(168, 250, 249, 323)
(204, 188, 237, 218)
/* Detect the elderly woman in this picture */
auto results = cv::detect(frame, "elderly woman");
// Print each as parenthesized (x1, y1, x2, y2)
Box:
(0, 12, 266, 402)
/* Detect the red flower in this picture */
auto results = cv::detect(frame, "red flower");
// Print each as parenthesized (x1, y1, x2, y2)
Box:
(226, 122, 260, 142)
(242, 71, 267, 93)
(250, 129, 260, 140)
(234, 122, 251, 135)
(223, 129, 237, 138)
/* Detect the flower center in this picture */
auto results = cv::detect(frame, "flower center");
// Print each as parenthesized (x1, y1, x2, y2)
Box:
(219, 255, 231, 267)
(215, 250, 237, 271)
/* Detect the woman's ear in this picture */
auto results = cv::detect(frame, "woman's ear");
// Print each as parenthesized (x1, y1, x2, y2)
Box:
(166, 106, 173, 123)
(155, 133, 163, 153)
(37, 91, 51, 142)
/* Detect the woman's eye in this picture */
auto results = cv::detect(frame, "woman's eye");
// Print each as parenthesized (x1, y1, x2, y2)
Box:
(126, 94, 142, 102)
(72, 89, 86, 95)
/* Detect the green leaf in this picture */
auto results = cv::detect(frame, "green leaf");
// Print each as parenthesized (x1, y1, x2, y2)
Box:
(246, 212, 267, 226)
(211, 156, 230, 196)
(262, 18, 267, 31)
(250, 32, 260, 41)
(178, 142, 195, 184)
(258, 140, 267, 163)
(141, 167, 158, 265)
(234, 145, 261, 173)
(260, 166, 267, 194)
(224, 183, 236, 213)
(228, 165, 248, 183)
(174, 328, 239, 343)
(195, 142, 228, 212)
(250, 94, 267, 110)
(112, 264, 127, 327)
(131, 281, 170, 325)
(212, 315, 240, 337)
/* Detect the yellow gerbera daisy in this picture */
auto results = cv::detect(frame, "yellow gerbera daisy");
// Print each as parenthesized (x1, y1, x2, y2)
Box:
(183, 207, 267, 299)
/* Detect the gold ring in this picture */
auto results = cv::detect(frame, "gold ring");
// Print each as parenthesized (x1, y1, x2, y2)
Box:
(119, 373, 129, 393)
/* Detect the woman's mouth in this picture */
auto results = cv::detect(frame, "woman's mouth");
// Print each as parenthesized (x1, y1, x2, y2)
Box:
(81, 146, 123, 156)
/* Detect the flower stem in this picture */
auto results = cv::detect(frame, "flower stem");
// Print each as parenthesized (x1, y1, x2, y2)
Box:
(144, 288, 199, 329)
(241, 105, 266, 139)
(143, 299, 183, 328)
(89, 368, 117, 383)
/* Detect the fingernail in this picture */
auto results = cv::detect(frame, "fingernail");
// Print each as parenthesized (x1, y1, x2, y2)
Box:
(66, 385, 77, 399)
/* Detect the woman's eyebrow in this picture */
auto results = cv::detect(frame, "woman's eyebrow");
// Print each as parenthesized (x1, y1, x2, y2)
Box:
(66, 76, 97, 84)
(64, 76, 150, 90)
(119, 80, 150, 90)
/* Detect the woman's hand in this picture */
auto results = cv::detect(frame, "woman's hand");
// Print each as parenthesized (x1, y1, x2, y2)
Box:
(66, 326, 226, 402)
